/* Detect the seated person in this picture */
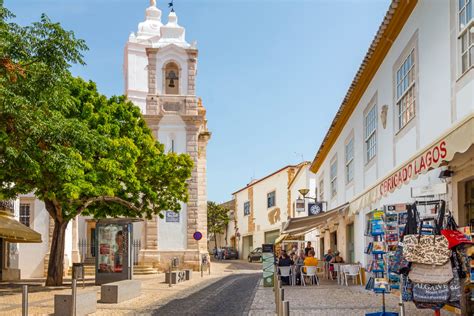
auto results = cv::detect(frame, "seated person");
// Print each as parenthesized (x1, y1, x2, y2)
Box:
(329, 251, 344, 278)
(303, 249, 318, 273)
(278, 252, 294, 285)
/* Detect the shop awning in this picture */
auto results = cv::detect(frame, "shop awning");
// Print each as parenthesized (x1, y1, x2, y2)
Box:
(0, 212, 42, 243)
(281, 203, 349, 235)
(349, 114, 474, 215)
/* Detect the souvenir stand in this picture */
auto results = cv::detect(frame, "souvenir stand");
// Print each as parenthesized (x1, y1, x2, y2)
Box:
(365, 210, 398, 316)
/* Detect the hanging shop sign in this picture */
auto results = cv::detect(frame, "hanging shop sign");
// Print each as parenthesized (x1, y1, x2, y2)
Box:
(379, 140, 447, 197)
(295, 199, 305, 213)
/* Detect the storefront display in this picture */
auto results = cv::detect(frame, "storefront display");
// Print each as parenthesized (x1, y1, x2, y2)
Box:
(95, 219, 137, 285)
(97, 223, 126, 273)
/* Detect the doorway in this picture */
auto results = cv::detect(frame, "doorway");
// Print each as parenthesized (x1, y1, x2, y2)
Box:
(346, 223, 355, 263)
(330, 231, 337, 253)
(264, 230, 280, 244)
(86, 221, 97, 259)
(319, 237, 324, 259)
(242, 235, 253, 260)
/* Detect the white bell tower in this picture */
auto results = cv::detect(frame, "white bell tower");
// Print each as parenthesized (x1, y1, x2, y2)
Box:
(123, 1, 210, 270)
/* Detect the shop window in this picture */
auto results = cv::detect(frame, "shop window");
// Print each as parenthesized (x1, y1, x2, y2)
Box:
(164, 62, 179, 95)
(267, 191, 276, 208)
(19, 203, 31, 227)
(459, 0, 473, 75)
(244, 201, 250, 216)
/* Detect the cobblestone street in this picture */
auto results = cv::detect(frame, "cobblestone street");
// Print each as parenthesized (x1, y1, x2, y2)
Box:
(0, 260, 260, 315)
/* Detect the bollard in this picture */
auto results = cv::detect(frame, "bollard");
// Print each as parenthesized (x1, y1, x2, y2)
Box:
(71, 279, 77, 316)
(208, 262, 211, 275)
(275, 285, 280, 315)
(279, 288, 285, 316)
(282, 301, 289, 316)
(168, 263, 172, 288)
(22, 285, 28, 316)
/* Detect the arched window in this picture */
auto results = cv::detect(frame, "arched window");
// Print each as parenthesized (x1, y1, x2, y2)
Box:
(164, 62, 179, 95)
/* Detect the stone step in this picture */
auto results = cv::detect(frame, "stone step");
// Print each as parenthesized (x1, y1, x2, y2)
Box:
(132, 266, 159, 275)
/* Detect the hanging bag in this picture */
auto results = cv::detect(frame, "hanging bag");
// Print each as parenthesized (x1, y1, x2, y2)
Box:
(408, 262, 453, 284)
(403, 207, 450, 265)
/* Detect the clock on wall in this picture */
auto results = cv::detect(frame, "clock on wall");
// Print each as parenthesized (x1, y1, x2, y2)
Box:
(308, 202, 323, 216)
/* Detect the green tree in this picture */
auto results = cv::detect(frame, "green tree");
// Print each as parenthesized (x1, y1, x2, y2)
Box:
(0, 8, 193, 286)
(207, 201, 230, 250)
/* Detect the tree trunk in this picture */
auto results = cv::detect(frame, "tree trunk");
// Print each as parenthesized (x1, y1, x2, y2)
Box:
(224, 225, 228, 246)
(45, 217, 69, 286)
(214, 232, 218, 250)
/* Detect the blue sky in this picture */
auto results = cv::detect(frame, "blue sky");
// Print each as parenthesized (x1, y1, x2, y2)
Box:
(7, 0, 390, 203)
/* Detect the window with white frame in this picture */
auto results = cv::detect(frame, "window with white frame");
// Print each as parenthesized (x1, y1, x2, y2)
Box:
(459, 0, 474, 74)
(345, 138, 354, 183)
(243, 201, 250, 216)
(330, 159, 337, 198)
(19, 203, 31, 227)
(396, 49, 416, 130)
(365, 105, 377, 162)
(319, 179, 324, 201)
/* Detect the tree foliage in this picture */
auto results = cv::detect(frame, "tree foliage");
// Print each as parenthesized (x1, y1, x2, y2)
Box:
(207, 201, 230, 249)
(0, 7, 193, 285)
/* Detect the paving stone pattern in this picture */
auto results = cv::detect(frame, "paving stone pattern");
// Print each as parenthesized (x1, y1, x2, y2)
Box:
(249, 279, 456, 316)
(150, 273, 260, 316)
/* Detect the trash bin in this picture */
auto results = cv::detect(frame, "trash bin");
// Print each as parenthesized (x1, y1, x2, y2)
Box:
(72, 263, 84, 280)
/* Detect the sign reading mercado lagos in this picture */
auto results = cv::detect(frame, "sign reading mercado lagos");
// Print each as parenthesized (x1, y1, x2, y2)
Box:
(379, 140, 447, 196)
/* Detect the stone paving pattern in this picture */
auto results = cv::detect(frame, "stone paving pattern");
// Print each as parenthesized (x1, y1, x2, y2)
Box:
(249, 278, 456, 316)
(0, 261, 257, 315)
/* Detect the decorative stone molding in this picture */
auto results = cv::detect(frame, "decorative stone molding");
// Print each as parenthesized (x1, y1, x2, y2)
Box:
(248, 187, 255, 232)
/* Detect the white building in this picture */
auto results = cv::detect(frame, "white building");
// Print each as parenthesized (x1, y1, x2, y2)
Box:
(8, 1, 210, 278)
(232, 162, 314, 259)
(283, 0, 474, 267)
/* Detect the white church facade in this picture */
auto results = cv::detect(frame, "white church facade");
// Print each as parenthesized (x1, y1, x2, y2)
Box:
(3, 1, 210, 279)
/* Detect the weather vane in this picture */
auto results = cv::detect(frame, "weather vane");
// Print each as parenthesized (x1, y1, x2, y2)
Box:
(168, 0, 175, 12)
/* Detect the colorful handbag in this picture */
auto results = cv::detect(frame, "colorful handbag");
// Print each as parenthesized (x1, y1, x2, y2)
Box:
(403, 234, 451, 265)
(403, 214, 451, 265)
(441, 229, 473, 249)
(412, 282, 450, 303)
(408, 262, 453, 284)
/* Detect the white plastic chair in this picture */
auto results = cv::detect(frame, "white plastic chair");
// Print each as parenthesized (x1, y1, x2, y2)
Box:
(278, 266, 292, 286)
(300, 266, 319, 286)
(343, 264, 362, 286)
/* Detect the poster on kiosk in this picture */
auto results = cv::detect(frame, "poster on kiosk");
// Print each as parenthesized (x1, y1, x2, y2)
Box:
(95, 219, 135, 285)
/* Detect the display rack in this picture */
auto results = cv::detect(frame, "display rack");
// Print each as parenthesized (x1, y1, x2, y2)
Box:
(365, 209, 398, 316)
